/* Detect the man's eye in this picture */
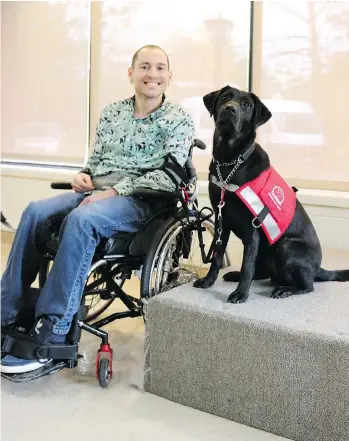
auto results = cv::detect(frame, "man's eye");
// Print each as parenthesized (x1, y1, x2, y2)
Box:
(242, 100, 250, 107)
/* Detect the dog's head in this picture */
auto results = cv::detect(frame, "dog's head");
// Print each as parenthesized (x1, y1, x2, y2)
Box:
(203, 86, 271, 139)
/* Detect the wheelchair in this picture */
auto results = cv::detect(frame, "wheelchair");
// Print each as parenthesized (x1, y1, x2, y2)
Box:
(1, 139, 230, 388)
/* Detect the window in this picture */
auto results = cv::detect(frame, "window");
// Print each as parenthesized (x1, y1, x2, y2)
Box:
(253, 1, 349, 191)
(2, 1, 348, 192)
(1, 1, 90, 165)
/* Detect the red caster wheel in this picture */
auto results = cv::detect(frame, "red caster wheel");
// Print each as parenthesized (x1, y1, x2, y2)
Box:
(98, 358, 111, 388)
(96, 343, 113, 388)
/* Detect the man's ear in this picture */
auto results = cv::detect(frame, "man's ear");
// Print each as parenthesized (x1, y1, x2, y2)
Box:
(203, 85, 231, 117)
(251, 93, 272, 128)
(127, 67, 133, 84)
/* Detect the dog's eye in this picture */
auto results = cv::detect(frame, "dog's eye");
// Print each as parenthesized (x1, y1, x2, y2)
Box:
(242, 100, 250, 108)
(220, 96, 229, 101)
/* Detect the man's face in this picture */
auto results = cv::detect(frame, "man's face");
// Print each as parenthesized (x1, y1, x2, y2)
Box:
(128, 48, 172, 99)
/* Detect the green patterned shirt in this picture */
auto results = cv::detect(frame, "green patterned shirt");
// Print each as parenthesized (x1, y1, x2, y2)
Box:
(82, 96, 195, 196)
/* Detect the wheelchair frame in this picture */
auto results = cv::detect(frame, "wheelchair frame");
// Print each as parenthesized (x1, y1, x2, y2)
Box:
(1, 140, 230, 388)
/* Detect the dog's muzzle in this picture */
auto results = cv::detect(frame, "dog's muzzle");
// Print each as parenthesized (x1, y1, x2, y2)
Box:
(223, 103, 238, 115)
(217, 103, 240, 129)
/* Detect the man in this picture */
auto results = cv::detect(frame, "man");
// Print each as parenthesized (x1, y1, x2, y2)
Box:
(1, 45, 195, 373)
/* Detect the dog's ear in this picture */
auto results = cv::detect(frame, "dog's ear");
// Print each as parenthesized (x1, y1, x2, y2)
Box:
(203, 85, 231, 117)
(251, 93, 272, 128)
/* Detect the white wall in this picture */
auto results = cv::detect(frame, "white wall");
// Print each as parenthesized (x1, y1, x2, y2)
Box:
(2, 165, 349, 252)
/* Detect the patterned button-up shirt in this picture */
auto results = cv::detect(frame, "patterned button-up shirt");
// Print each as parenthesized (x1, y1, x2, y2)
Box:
(82, 96, 195, 196)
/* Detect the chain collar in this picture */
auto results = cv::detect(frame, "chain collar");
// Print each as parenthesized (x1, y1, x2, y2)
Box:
(213, 157, 240, 167)
(215, 155, 244, 188)
(213, 142, 255, 187)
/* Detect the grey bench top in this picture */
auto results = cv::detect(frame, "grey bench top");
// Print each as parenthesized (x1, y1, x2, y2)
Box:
(149, 278, 349, 340)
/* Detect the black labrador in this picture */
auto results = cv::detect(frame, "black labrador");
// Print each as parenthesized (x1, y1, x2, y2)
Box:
(194, 85, 349, 303)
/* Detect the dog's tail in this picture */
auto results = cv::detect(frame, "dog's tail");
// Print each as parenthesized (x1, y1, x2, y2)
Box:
(314, 268, 349, 282)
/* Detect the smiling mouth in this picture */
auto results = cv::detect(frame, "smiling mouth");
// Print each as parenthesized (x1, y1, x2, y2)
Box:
(144, 82, 161, 86)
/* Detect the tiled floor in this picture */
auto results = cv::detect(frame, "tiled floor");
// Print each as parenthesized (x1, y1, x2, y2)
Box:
(1, 231, 348, 441)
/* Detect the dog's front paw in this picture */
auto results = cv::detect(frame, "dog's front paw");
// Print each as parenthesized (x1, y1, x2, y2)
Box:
(193, 277, 215, 289)
(227, 289, 249, 303)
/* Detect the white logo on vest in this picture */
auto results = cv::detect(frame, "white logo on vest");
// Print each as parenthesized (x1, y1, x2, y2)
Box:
(268, 186, 284, 211)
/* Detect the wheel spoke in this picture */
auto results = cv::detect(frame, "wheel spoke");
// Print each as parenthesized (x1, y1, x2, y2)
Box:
(83, 261, 126, 322)
(147, 218, 220, 296)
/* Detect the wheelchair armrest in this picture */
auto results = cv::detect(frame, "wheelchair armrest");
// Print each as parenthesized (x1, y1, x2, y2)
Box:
(51, 182, 73, 190)
(132, 187, 181, 200)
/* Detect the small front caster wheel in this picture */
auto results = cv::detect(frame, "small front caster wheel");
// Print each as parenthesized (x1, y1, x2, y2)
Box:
(98, 358, 111, 388)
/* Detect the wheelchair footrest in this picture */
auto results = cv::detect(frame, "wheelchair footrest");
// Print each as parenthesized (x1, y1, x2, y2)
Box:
(2, 329, 79, 361)
(1, 359, 71, 383)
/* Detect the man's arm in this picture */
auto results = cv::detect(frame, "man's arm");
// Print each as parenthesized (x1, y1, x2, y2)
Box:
(112, 116, 195, 196)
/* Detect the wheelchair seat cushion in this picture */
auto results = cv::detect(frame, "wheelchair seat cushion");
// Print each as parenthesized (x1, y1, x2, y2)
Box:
(100, 216, 166, 257)
(99, 232, 135, 256)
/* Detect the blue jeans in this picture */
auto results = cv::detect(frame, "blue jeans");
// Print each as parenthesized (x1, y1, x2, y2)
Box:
(1, 192, 154, 334)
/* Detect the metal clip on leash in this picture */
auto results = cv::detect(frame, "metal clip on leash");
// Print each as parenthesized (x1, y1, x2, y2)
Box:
(216, 186, 226, 245)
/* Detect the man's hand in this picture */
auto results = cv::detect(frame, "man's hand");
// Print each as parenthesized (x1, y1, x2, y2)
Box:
(79, 188, 118, 206)
(72, 173, 95, 193)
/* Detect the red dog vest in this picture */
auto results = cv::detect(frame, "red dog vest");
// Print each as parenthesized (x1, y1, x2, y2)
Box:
(235, 167, 296, 244)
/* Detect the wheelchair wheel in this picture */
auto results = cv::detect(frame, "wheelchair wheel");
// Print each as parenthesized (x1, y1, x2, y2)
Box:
(98, 358, 111, 388)
(39, 258, 126, 322)
(140, 212, 230, 298)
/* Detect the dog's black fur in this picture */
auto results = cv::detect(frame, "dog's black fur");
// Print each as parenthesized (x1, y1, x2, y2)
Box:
(194, 85, 349, 303)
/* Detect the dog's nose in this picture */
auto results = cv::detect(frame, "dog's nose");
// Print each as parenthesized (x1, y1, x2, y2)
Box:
(225, 105, 237, 114)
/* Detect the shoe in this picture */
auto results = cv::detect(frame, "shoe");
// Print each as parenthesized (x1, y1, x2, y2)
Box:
(1, 355, 51, 374)
(1, 317, 67, 374)
(29, 317, 66, 344)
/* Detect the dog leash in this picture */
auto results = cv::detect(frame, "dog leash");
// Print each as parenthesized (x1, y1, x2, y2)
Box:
(205, 161, 242, 262)
(214, 157, 244, 246)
